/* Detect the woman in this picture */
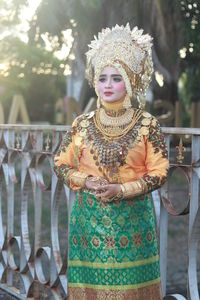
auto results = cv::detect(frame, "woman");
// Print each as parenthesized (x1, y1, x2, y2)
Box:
(54, 24, 169, 300)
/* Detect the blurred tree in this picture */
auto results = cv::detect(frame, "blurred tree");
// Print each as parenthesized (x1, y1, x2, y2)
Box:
(0, 0, 68, 123)
(0, 0, 28, 33)
(0, 37, 66, 122)
(1, 0, 195, 123)
(179, 0, 200, 104)
(32, 0, 185, 107)
(134, 0, 185, 105)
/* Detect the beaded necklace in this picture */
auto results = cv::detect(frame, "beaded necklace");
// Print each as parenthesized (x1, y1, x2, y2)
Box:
(77, 109, 152, 179)
(99, 107, 134, 126)
(94, 108, 143, 139)
(83, 109, 143, 178)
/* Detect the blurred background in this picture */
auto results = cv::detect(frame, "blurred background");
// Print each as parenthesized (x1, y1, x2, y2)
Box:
(0, 2, 199, 297)
(0, 0, 199, 126)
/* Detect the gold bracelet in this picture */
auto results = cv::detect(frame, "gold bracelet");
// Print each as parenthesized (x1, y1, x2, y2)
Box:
(122, 180, 145, 199)
(69, 171, 89, 188)
(120, 184, 126, 196)
(64, 169, 75, 186)
(139, 178, 148, 194)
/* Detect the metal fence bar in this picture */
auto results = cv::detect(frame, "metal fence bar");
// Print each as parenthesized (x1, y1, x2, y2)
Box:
(0, 125, 199, 299)
(158, 134, 170, 297)
(187, 135, 200, 300)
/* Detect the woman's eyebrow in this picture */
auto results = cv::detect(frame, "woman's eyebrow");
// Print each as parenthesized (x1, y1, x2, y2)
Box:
(99, 74, 122, 77)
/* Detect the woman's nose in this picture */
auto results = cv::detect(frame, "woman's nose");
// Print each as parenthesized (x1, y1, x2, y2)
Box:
(105, 78, 112, 88)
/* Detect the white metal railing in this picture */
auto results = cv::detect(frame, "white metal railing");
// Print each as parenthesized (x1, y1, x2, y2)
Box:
(0, 124, 199, 299)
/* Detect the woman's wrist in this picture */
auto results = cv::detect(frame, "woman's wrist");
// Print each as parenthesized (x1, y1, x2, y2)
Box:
(121, 179, 147, 199)
(68, 171, 89, 188)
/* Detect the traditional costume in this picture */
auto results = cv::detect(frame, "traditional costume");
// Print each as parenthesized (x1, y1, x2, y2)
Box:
(54, 24, 169, 300)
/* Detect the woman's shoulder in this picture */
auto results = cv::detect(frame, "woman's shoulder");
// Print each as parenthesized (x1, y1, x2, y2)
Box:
(138, 109, 157, 121)
(136, 109, 161, 138)
(72, 110, 96, 127)
(139, 110, 161, 126)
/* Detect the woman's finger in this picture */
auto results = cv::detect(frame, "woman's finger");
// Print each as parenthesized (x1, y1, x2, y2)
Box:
(96, 184, 110, 191)
(95, 190, 111, 198)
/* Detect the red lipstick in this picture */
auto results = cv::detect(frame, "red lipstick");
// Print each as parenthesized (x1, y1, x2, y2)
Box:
(104, 92, 113, 96)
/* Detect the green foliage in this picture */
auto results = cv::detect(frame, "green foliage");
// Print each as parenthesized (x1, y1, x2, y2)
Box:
(0, 0, 28, 31)
(180, 0, 200, 102)
(0, 0, 68, 124)
(183, 67, 200, 102)
(0, 37, 66, 123)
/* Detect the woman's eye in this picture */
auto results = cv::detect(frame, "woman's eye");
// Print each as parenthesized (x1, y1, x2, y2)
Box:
(99, 78, 106, 82)
(113, 77, 122, 82)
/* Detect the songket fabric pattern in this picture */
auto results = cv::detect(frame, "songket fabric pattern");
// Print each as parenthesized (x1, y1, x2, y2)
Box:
(67, 191, 162, 300)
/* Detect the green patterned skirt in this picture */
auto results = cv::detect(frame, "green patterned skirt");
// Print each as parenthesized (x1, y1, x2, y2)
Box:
(68, 191, 162, 300)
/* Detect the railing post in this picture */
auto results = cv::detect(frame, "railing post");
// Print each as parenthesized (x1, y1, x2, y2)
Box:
(5, 129, 15, 286)
(159, 134, 170, 296)
(188, 135, 200, 300)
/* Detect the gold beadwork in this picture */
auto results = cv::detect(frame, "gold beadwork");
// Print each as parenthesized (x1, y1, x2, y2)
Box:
(99, 107, 134, 127)
(94, 109, 143, 139)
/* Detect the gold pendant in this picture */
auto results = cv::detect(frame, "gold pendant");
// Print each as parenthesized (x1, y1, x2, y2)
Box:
(79, 129, 87, 137)
(75, 136, 83, 146)
(80, 119, 89, 128)
(141, 118, 151, 126)
(140, 126, 149, 135)
(142, 111, 151, 118)
(87, 111, 95, 119)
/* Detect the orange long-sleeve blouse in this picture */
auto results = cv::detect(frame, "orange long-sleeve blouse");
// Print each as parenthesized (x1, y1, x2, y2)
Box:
(54, 109, 169, 196)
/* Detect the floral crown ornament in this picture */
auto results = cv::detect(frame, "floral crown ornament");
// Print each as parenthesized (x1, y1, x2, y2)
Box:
(85, 23, 153, 108)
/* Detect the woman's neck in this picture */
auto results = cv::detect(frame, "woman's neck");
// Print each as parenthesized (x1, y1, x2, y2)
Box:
(101, 97, 125, 114)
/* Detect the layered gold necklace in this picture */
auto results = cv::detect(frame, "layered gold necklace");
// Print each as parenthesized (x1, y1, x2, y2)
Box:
(77, 108, 148, 179)
(94, 108, 143, 139)
(99, 107, 134, 126)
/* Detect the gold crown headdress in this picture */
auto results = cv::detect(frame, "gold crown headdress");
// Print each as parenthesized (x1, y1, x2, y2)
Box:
(85, 23, 153, 107)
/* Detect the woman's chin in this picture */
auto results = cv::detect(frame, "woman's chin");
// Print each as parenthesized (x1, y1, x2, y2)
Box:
(102, 98, 121, 103)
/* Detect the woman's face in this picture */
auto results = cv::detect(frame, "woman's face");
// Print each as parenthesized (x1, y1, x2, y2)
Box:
(97, 66, 126, 103)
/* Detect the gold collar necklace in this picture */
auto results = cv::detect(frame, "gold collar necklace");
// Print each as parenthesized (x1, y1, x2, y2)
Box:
(94, 109, 143, 139)
(99, 107, 134, 127)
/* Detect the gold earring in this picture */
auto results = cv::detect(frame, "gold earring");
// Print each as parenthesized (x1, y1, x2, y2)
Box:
(123, 94, 132, 109)
(137, 95, 146, 110)
(97, 96, 101, 109)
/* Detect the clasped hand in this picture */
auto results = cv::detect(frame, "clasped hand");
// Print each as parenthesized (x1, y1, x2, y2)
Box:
(85, 176, 122, 202)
